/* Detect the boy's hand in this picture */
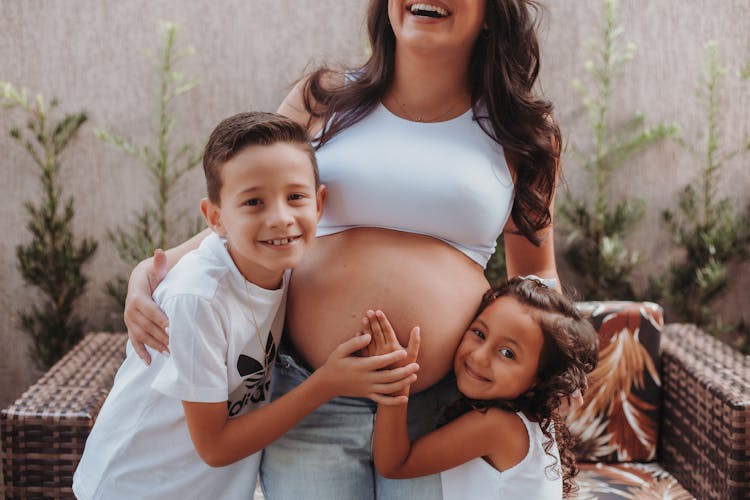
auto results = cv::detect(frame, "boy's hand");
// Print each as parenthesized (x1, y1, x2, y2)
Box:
(314, 334, 420, 406)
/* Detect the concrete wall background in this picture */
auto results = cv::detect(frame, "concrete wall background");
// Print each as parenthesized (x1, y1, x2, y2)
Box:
(1, 0, 748, 407)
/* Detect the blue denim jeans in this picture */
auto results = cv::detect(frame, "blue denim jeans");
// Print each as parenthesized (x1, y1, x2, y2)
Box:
(260, 351, 460, 499)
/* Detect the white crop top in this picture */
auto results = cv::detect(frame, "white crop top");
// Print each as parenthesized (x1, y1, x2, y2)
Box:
(315, 102, 514, 268)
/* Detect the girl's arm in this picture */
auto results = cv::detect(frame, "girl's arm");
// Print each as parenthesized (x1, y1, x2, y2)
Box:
(183, 334, 420, 467)
(374, 404, 527, 478)
(363, 312, 528, 478)
(124, 228, 212, 364)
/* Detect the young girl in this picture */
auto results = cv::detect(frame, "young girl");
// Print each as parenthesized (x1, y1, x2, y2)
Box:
(361, 277, 599, 499)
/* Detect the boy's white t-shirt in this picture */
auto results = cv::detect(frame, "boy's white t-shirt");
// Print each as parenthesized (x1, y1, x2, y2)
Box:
(73, 232, 286, 500)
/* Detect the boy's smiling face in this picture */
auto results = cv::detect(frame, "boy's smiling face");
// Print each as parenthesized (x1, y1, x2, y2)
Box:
(201, 142, 325, 289)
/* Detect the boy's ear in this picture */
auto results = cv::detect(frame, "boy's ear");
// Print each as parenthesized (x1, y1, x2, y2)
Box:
(200, 197, 226, 236)
(315, 184, 327, 221)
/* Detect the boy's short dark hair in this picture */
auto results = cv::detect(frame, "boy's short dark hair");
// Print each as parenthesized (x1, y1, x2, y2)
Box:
(203, 111, 319, 204)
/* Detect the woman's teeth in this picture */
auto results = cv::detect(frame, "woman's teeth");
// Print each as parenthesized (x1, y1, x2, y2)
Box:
(409, 3, 449, 18)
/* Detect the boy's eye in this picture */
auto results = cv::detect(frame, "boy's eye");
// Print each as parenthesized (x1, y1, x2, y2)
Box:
(289, 193, 305, 201)
(471, 328, 485, 340)
(245, 198, 262, 206)
(499, 348, 515, 360)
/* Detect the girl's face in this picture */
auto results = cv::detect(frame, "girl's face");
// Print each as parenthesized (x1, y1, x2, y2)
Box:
(454, 295, 544, 401)
(387, 0, 486, 55)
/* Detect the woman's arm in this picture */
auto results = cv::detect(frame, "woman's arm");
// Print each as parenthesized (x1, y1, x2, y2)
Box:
(503, 220, 560, 291)
(183, 334, 420, 467)
(504, 185, 585, 410)
(124, 228, 212, 364)
(503, 176, 560, 291)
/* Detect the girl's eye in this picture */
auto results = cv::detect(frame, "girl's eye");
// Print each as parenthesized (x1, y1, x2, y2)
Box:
(471, 328, 485, 340)
(499, 348, 515, 360)
(245, 198, 262, 206)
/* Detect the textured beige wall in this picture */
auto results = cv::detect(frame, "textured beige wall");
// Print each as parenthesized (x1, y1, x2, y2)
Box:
(542, 0, 750, 318)
(1, 0, 748, 407)
(0, 0, 370, 407)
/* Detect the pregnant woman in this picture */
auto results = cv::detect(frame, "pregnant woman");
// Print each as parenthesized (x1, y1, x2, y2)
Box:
(125, 1, 562, 498)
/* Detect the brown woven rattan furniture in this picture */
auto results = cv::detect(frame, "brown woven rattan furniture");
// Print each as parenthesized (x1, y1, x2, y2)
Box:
(660, 323, 750, 499)
(1, 313, 749, 499)
(1, 332, 126, 499)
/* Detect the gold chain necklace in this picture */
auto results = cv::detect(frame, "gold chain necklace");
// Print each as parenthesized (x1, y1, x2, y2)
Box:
(390, 92, 470, 123)
(244, 280, 272, 370)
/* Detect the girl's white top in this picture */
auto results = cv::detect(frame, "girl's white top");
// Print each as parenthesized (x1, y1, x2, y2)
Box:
(440, 412, 563, 500)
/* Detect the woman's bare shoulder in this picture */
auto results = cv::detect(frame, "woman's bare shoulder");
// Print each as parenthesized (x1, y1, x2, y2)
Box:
(277, 70, 346, 133)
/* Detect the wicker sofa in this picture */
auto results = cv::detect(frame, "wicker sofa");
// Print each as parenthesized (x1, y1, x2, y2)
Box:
(2, 303, 749, 499)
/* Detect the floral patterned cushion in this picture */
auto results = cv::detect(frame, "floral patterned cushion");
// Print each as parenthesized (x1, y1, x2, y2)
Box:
(567, 302, 663, 462)
(574, 462, 694, 499)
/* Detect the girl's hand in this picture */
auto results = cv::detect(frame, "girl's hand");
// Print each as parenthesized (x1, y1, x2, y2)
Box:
(360, 310, 420, 398)
(124, 249, 170, 365)
(314, 334, 420, 406)
(361, 310, 420, 367)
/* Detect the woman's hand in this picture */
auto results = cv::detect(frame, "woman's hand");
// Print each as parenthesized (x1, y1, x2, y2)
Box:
(124, 249, 170, 365)
(314, 333, 420, 406)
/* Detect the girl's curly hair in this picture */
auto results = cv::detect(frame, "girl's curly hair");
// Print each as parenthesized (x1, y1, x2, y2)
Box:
(440, 277, 599, 497)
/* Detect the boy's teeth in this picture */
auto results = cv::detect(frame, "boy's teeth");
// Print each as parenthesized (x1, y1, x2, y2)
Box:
(268, 237, 294, 245)
(410, 3, 448, 17)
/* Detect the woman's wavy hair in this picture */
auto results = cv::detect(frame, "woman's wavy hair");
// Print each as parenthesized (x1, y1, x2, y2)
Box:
(302, 0, 561, 245)
(442, 277, 599, 496)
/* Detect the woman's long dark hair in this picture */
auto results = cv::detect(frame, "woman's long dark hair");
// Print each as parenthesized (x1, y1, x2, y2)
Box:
(441, 278, 599, 497)
(302, 0, 561, 245)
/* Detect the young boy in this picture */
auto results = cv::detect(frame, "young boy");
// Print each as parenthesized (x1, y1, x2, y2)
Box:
(73, 112, 418, 500)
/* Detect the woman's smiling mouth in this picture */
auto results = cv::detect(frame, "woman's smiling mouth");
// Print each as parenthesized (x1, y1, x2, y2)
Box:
(408, 3, 450, 19)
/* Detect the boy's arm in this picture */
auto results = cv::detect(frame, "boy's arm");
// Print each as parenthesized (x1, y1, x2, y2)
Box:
(183, 334, 420, 467)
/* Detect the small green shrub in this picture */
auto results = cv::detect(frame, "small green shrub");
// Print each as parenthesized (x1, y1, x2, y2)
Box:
(1, 83, 97, 369)
(651, 42, 750, 349)
(559, 0, 678, 300)
(484, 236, 507, 286)
(97, 21, 204, 307)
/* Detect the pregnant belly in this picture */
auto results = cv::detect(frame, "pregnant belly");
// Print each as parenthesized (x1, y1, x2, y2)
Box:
(286, 228, 491, 393)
